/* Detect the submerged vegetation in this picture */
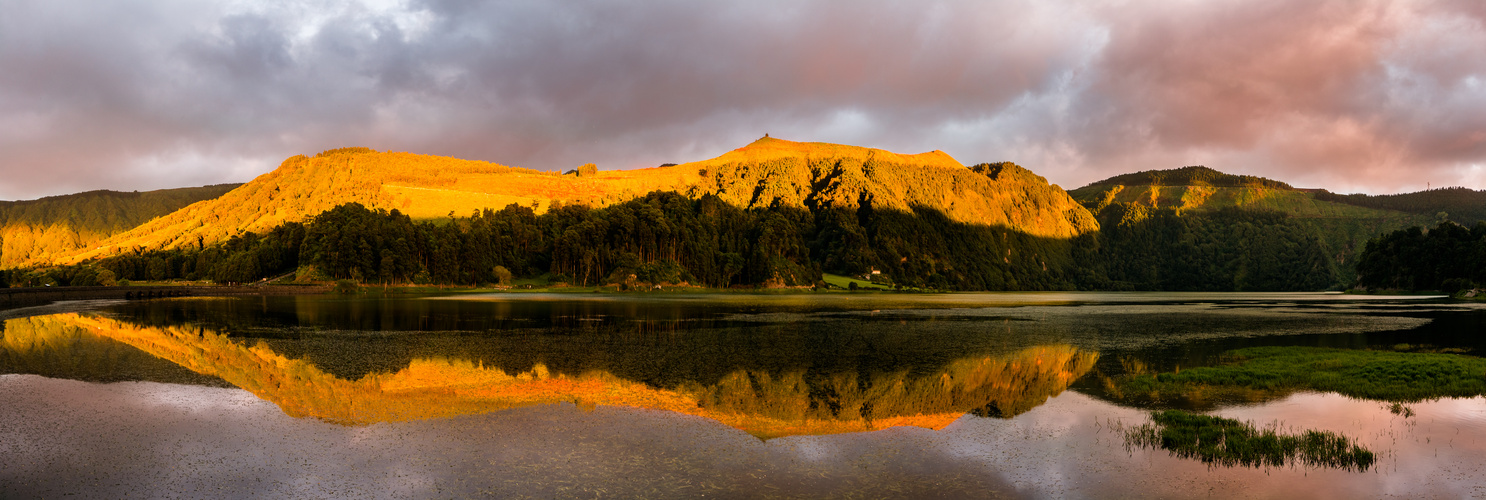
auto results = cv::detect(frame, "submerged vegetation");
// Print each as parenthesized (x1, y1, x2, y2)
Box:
(1108, 346, 1486, 405)
(1125, 410, 1375, 471)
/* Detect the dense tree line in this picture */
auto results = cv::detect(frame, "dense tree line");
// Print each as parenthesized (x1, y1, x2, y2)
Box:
(84, 193, 823, 288)
(1355, 221, 1486, 292)
(1091, 204, 1337, 291)
(9, 191, 1416, 292)
(1314, 187, 1486, 225)
(18, 191, 1088, 290)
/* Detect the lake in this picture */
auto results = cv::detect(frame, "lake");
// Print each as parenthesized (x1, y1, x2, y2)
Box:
(3, 292, 1485, 498)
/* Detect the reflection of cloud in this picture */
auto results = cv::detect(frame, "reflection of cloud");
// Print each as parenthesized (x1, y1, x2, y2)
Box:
(3, 1, 1484, 200)
(943, 391, 1486, 498)
(0, 375, 1017, 498)
(6, 374, 1486, 496)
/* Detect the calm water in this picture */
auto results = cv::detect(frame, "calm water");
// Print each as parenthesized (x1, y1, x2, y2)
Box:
(2, 292, 1485, 498)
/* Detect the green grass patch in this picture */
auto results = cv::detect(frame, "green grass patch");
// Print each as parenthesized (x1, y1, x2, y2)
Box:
(821, 273, 890, 291)
(1125, 410, 1375, 471)
(1114, 346, 1486, 404)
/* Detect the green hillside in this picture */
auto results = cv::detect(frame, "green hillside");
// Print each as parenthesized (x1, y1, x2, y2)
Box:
(1070, 168, 1433, 288)
(1314, 187, 1486, 225)
(0, 185, 240, 269)
(1081, 166, 1292, 190)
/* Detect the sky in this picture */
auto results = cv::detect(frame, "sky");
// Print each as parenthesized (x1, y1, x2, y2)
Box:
(2, 0, 1484, 201)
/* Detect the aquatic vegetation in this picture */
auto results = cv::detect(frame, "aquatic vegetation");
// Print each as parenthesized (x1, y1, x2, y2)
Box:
(1125, 410, 1375, 471)
(1113, 346, 1486, 404)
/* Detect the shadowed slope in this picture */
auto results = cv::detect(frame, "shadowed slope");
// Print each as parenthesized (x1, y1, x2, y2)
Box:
(55, 139, 1096, 265)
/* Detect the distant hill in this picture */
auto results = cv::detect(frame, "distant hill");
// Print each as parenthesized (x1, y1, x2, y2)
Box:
(1313, 187, 1486, 225)
(54, 138, 1097, 264)
(1068, 166, 1433, 287)
(1083, 166, 1293, 190)
(0, 184, 240, 269)
(1071, 167, 1351, 216)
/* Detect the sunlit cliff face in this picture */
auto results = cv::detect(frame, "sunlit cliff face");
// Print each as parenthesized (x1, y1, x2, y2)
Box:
(3, 314, 1097, 439)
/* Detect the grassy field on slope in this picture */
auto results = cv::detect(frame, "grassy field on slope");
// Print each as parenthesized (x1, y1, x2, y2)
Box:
(0, 184, 240, 269)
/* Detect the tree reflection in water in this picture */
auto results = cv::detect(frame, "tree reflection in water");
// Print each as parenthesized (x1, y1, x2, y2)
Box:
(6, 313, 1097, 439)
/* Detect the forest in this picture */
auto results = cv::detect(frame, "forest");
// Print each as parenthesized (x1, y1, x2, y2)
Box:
(1353, 221, 1486, 292)
(1089, 203, 1337, 291)
(1081, 166, 1293, 190)
(4, 190, 1374, 292)
(1313, 187, 1486, 225)
(28, 191, 1084, 290)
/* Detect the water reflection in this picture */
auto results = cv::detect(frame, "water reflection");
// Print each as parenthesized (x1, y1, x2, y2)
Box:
(12, 313, 1097, 438)
(6, 293, 1486, 496)
(0, 315, 226, 386)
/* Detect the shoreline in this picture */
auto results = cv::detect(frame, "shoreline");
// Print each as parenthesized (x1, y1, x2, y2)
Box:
(0, 284, 331, 314)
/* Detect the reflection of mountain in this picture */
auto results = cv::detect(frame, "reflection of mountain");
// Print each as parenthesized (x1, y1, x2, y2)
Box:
(0, 316, 226, 386)
(25, 313, 1097, 439)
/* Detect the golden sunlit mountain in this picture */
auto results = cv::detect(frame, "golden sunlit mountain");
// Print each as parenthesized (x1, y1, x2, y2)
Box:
(0, 185, 239, 269)
(51, 138, 1097, 265)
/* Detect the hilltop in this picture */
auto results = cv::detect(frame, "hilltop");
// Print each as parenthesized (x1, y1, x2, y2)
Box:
(15, 146, 1471, 292)
(1068, 165, 1433, 222)
(1068, 166, 1433, 288)
(0, 184, 240, 269)
(1313, 187, 1486, 224)
(55, 138, 1096, 264)
(1083, 166, 1292, 190)
(1072, 166, 1355, 216)
(684, 138, 1095, 239)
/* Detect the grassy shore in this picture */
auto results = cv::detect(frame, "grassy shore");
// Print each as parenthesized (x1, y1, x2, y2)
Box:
(1111, 346, 1486, 404)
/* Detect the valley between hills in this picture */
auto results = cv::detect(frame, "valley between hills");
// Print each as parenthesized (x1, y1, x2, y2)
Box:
(1, 137, 1482, 292)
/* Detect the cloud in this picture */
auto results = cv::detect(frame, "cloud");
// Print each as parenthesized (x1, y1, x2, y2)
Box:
(0, 0, 1482, 200)
(1055, 0, 1486, 192)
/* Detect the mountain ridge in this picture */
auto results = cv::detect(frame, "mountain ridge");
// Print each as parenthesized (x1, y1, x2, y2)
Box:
(50, 137, 1097, 265)
(0, 184, 241, 269)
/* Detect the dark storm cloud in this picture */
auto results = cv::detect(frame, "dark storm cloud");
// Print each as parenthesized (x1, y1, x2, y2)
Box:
(0, 0, 1482, 200)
